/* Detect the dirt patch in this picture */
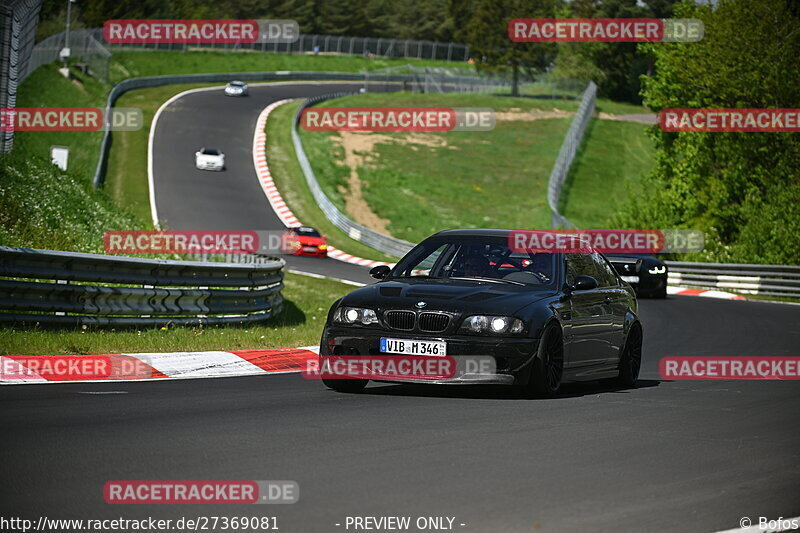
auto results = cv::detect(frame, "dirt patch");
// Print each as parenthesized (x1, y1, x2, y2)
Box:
(494, 108, 574, 122)
(331, 133, 392, 233)
(598, 112, 658, 125)
(331, 132, 455, 233)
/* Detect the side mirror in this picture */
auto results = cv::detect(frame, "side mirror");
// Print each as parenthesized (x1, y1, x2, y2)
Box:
(571, 275, 598, 292)
(369, 265, 391, 280)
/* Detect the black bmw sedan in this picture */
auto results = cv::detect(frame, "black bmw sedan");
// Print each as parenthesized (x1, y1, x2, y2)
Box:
(319, 229, 643, 397)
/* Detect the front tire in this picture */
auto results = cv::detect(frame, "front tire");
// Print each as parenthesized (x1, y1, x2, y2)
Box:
(614, 324, 642, 388)
(528, 325, 564, 398)
(322, 378, 368, 393)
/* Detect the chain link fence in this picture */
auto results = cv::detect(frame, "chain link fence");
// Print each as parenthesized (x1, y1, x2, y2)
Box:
(22, 28, 111, 83)
(30, 28, 468, 63)
(0, 0, 42, 153)
(365, 65, 510, 94)
(546, 81, 597, 229)
(83, 27, 470, 62)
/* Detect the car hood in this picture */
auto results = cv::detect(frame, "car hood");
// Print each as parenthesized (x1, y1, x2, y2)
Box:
(296, 236, 326, 246)
(340, 277, 555, 316)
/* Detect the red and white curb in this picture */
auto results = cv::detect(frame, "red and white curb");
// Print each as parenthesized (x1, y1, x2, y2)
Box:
(0, 346, 319, 385)
(252, 100, 394, 270)
(667, 286, 745, 300)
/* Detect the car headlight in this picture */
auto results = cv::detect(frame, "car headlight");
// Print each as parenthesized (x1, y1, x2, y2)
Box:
(318, 244, 328, 250)
(333, 307, 379, 326)
(459, 315, 525, 335)
(648, 265, 666, 275)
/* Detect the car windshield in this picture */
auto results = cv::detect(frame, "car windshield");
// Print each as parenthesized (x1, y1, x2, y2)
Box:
(390, 235, 559, 288)
(295, 227, 321, 237)
(201, 149, 220, 156)
(230, 81, 244, 86)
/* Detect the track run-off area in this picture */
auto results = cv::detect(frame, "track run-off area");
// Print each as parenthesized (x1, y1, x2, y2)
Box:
(2, 82, 799, 533)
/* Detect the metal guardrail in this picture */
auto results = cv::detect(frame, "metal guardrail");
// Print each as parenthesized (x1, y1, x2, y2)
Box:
(665, 261, 800, 298)
(0, 246, 285, 327)
(547, 81, 597, 229)
(291, 93, 415, 258)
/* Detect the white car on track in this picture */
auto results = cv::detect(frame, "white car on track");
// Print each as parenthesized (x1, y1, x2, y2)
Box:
(224, 80, 248, 96)
(195, 148, 225, 171)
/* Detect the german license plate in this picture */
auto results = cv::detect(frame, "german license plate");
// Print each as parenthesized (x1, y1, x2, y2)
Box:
(303, 246, 318, 252)
(621, 275, 639, 283)
(380, 338, 446, 356)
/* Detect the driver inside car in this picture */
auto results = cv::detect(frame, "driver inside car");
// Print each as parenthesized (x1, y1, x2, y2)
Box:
(530, 253, 552, 282)
(463, 253, 494, 278)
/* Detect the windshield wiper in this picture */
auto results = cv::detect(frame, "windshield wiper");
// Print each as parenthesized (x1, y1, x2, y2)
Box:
(448, 276, 525, 286)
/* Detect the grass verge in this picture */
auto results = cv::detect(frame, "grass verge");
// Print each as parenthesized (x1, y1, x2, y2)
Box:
(109, 50, 457, 84)
(0, 147, 142, 252)
(0, 272, 349, 355)
(297, 91, 578, 243)
(292, 91, 654, 243)
(12, 65, 109, 188)
(560, 119, 656, 228)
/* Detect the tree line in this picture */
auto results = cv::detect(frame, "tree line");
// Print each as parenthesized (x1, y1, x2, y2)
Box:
(40, 0, 677, 103)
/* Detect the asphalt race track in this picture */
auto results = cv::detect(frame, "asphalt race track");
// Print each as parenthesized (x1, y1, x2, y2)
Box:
(2, 82, 799, 533)
(3, 297, 800, 532)
(150, 81, 399, 285)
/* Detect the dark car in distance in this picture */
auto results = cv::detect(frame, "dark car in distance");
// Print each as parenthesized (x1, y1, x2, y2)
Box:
(606, 253, 668, 298)
(319, 229, 643, 397)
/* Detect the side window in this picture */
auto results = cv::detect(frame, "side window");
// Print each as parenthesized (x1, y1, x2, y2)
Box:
(592, 252, 618, 287)
(565, 253, 596, 285)
(415, 244, 449, 276)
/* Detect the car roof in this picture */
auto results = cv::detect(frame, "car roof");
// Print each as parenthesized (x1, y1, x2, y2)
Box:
(430, 228, 581, 239)
(431, 228, 517, 238)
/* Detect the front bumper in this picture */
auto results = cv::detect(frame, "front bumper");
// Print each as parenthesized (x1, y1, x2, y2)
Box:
(372, 374, 516, 385)
(633, 274, 667, 295)
(294, 247, 328, 257)
(321, 325, 539, 384)
(196, 162, 223, 171)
